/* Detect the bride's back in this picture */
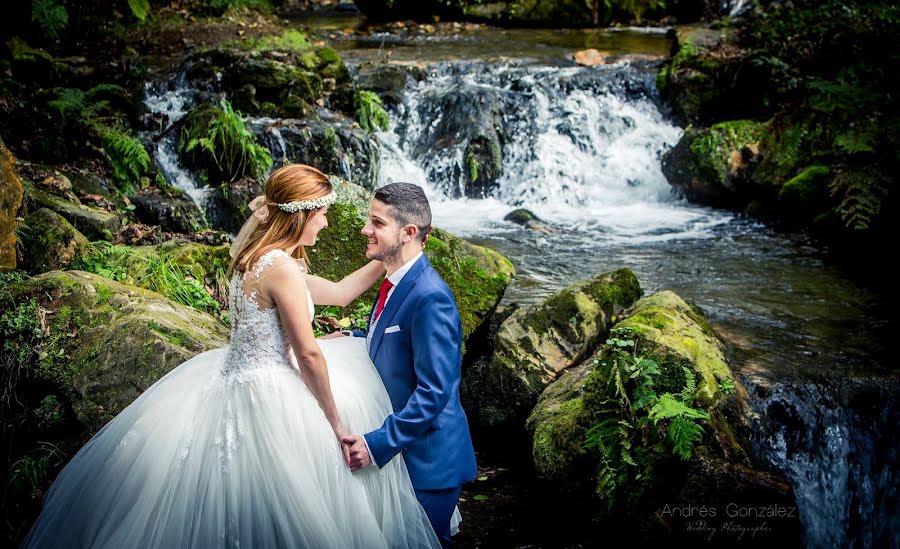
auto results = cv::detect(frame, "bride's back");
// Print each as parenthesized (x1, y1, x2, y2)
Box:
(225, 249, 313, 374)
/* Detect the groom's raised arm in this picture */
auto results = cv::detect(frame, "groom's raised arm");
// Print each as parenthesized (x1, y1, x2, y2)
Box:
(363, 289, 461, 468)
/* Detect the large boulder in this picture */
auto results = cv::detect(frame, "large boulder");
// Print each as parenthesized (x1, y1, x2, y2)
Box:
(525, 290, 800, 538)
(19, 208, 92, 273)
(308, 179, 515, 343)
(1, 137, 25, 271)
(662, 119, 767, 209)
(464, 269, 642, 432)
(0, 271, 229, 532)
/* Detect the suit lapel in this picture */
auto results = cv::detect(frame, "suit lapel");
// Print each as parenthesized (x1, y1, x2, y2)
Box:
(368, 254, 429, 361)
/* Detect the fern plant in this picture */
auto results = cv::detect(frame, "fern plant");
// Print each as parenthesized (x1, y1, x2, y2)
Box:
(183, 100, 273, 183)
(97, 126, 151, 194)
(354, 90, 389, 133)
(32, 0, 69, 40)
(583, 336, 710, 509)
(127, 0, 151, 21)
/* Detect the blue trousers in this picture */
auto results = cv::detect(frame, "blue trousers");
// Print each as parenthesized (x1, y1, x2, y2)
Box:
(415, 486, 462, 548)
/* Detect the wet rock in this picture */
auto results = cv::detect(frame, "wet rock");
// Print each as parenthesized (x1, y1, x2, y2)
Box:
(261, 114, 381, 190)
(417, 83, 505, 198)
(661, 120, 766, 209)
(1, 137, 25, 271)
(574, 49, 607, 66)
(468, 269, 642, 432)
(133, 187, 209, 235)
(204, 175, 264, 234)
(354, 62, 425, 105)
(19, 208, 92, 273)
(503, 208, 554, 233)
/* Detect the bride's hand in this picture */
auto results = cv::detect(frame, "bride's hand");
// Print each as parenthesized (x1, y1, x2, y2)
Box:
(333, 424, 352, 466)
(320, 331, 348, 340)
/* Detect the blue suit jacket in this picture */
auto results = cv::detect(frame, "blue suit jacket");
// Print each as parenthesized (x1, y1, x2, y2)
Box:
(356, 254, 477, 490)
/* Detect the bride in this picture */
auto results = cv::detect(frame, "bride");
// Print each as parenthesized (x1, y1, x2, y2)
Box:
(22, 164, 444, 548)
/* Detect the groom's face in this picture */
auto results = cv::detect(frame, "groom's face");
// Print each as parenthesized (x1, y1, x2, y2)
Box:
(362, 199, 403, 263)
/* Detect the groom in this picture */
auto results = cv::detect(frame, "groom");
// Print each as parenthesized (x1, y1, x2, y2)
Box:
(339, 182, 477, 547)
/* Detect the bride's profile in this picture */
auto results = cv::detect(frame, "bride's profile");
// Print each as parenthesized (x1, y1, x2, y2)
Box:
(22, 164, 441, 548)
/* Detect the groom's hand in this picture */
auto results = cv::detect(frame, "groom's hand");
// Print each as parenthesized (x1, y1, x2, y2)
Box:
(342, 435, 372, 471)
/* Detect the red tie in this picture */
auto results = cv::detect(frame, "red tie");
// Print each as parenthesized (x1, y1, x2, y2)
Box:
(374, 278, 394, 320)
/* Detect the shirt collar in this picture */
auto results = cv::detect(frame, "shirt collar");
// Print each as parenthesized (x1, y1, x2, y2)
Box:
(387, 251, 423, 286)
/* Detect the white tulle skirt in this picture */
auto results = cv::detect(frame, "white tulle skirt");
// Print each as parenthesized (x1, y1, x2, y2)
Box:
(23, 337, 444, 548)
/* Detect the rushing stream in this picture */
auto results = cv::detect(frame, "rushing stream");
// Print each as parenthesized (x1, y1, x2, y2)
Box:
(142, 16, 896, 545)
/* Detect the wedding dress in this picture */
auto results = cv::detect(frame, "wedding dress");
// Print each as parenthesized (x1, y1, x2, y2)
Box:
(23, 249, 443, 548)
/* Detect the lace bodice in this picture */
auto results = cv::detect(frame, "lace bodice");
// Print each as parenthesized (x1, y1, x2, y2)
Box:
(224, 249, 315, 375)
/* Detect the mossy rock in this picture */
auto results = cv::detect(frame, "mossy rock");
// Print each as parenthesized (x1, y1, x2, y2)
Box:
(308, 179, 515, 343)
(525, 359, 593, 480)
(25, 186, 121, 241)
(595, 291, 735, 407)
(20, 208, 93, 273)
(526, 290, 779, 523)
(470, 268, 642, 431)
(1, 137, 25, 271)
(661, 120, 767, 208)
(0, 271, 229, 530)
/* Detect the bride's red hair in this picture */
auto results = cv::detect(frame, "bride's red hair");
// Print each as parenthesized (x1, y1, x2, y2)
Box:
(229, 164, 333, 275)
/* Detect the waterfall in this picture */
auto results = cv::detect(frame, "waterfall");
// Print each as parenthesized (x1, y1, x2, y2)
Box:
(749, 378, 899, 547)
(377, 61, 727, 241)
(142, 81, 216, 208)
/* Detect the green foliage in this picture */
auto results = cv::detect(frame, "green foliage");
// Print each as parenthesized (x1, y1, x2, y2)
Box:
(829, 168, 888, 230)
(183, 100, 273, 183)
(241, 29, 311, 53)
(31, 0, 69, 40)
(73, 243, 222, 315)
(718, 377, 735, 396)
(44, 87, 149, 193)
(98, 126, 151, 193)
(354, 90, 389, 133)
(127, 0, 151, 21)
(738, 0, 899, 232)
(584, 338, 709, 508)
(47, 88, 100, 126)
(8, 442, 66, 499)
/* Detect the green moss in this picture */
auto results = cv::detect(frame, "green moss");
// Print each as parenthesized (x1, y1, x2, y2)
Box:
(688, 120, 767, 186)
(779, 165, 831, 203)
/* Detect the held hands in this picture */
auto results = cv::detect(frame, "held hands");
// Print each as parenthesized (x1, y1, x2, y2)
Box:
(341, 434, 372, 471)
(333, 425, 352, 467)
(320, 331, 349, 340)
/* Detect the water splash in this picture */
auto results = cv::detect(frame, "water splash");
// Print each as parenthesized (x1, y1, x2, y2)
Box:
(378, 61, 730, 240)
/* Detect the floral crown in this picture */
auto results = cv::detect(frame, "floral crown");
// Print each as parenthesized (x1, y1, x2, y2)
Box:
(275, 190, 337, 213)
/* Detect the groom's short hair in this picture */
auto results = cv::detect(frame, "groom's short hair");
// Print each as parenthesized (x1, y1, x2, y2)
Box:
(374, 183, 432, 243)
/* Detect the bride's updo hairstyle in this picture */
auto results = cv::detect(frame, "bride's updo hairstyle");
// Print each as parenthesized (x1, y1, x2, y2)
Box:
(230, 164, 333, 275)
